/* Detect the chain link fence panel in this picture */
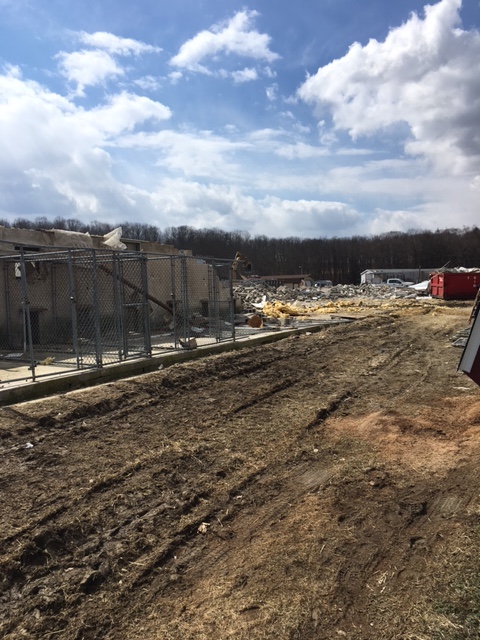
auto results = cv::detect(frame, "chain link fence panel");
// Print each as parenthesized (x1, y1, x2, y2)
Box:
(0, 249, 243, 384)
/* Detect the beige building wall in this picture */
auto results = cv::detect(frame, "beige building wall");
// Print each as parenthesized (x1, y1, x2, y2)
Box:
(0, 226, 231, 348)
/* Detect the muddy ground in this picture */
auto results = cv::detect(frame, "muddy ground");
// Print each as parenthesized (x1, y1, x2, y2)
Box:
(1, 303, 480, 639)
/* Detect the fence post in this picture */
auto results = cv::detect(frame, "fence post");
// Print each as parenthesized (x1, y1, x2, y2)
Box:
(91, 250, 103, 367)
(19, 249, 36, 381)
(229, 261, 236, 342)
(112, 252, 127, 360)
(67, 250, 81, 369)
(211, 262, 221, 342)
(141, 253, 152, 357)
(169, 256, 178, 348)
(3, 260, 13, 348)
(180, 255, 189, 345)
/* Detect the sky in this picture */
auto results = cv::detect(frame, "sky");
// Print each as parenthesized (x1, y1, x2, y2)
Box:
(0, 0, 479, 239)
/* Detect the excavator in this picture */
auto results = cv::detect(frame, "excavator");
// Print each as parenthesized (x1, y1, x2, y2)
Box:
(231, 252, 253, 281)
(230, 252, 264, 328)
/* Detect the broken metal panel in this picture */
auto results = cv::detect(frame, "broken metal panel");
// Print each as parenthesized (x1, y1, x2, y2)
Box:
(458, 309, 480, 387)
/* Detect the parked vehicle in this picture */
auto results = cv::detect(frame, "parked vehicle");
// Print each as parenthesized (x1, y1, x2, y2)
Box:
(386, 278, 414, 287)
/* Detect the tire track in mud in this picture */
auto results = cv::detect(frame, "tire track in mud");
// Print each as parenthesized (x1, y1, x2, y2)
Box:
(0, 317, 405, 558)
(0, 396, 367, 637)
(0, 313, 469, 639)
(116, 441, 470, 639)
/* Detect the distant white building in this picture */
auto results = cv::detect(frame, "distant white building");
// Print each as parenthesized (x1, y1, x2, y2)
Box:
(360, 268, 438, 285)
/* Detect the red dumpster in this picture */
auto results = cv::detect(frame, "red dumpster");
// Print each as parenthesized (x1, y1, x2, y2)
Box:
(430, 272, 480, 300)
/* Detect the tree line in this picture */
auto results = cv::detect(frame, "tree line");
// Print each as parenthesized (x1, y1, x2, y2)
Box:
(1, 216, 480, 284)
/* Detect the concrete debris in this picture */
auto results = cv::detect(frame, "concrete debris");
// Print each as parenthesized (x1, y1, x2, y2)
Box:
(451, 327, 471, 348)
(234, 281, 426, 319)
(179, 337, 198, 350)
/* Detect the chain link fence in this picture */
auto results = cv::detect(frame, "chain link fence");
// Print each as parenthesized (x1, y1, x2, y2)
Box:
(0, 248, 245, 384)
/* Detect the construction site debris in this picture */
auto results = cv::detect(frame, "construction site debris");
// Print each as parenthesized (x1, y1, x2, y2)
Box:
(234, 281, 430, 318)
(179, 338, 198, 350)
(451, 327, 471, 348)
(246, 314, 264, 328)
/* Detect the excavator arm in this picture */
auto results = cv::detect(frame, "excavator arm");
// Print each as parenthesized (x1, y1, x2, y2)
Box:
(231, 252, 253, 280)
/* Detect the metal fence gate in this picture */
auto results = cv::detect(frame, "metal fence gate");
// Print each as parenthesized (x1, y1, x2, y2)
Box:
(0, 249, 238, 383)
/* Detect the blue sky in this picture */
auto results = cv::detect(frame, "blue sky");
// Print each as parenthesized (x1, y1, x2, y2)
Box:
(0, 0, 479, 238)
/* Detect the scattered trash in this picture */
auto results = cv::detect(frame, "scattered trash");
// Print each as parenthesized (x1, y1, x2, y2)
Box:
(451, 327, 471, 348)
(190, 326, 205, 334)
(25, 442, 34, 449)
(246, 314, 263, 328)
(197, 522, 210, 534)
(179, 338, 198, 350)
(102, 227, 127, 251)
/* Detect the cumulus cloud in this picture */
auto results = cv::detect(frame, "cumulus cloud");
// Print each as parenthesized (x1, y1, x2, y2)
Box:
(118, 180, 362, 238)
(80, 92, 171, 136)
(144, 179, 260, 229)
(170, 10, 280, 74)
(56, 49, 124, 96)
(57, 31, 161, 95)
(258, 197, 361, 236)
(116, 129, 250, 178)
(134, 75, 162, 91)
(297, 0, 480, 175)
(0, 67, 362, 237)
(0, 69, 172, 220)
(231, 67, 258, 83)
(168, 71, 183, 84)
(78, 31, 161, 56)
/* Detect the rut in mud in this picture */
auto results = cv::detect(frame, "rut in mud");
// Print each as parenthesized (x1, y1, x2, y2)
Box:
(1, 307, 480, 640)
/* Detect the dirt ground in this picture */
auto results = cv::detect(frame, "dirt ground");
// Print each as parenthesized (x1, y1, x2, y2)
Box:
(1, 302, 480, 640)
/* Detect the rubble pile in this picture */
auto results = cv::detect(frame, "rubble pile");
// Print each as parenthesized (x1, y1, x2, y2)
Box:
(234, 280, 422, 319)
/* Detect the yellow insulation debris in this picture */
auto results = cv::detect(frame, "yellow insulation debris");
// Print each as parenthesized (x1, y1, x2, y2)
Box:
(261, 298, 436, 318)
(262, 300, 365, 317)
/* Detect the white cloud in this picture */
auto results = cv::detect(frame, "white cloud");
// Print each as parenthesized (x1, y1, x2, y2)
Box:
(367, 208, 426, 235)
(168, 71, 183, 84)
(78, 31, 161, 56)
(258, 197, 361, 236)
(263, 66, 276, 79)
(0, 71, 172, 220)
(80, 92, 171, 136)
(170, 10, 280, 73)
(231, 67, 258, 83)
(0, 68, 364, 238)
(146, 179, 259, 229)
(115, 129, 250, 178)
(56, 49, 124, 96)
(0, 74, 78, 174)
(134, 75, 162, 91)
(275, 142, 330, 160)
(57, 31, 162, 95)
(298, 0, 480, 176)
(117, 180, 362, 238)
(266, 83, 278, 101)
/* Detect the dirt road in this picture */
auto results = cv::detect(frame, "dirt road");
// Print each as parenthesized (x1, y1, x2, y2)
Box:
(1, 305, 480, 639)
